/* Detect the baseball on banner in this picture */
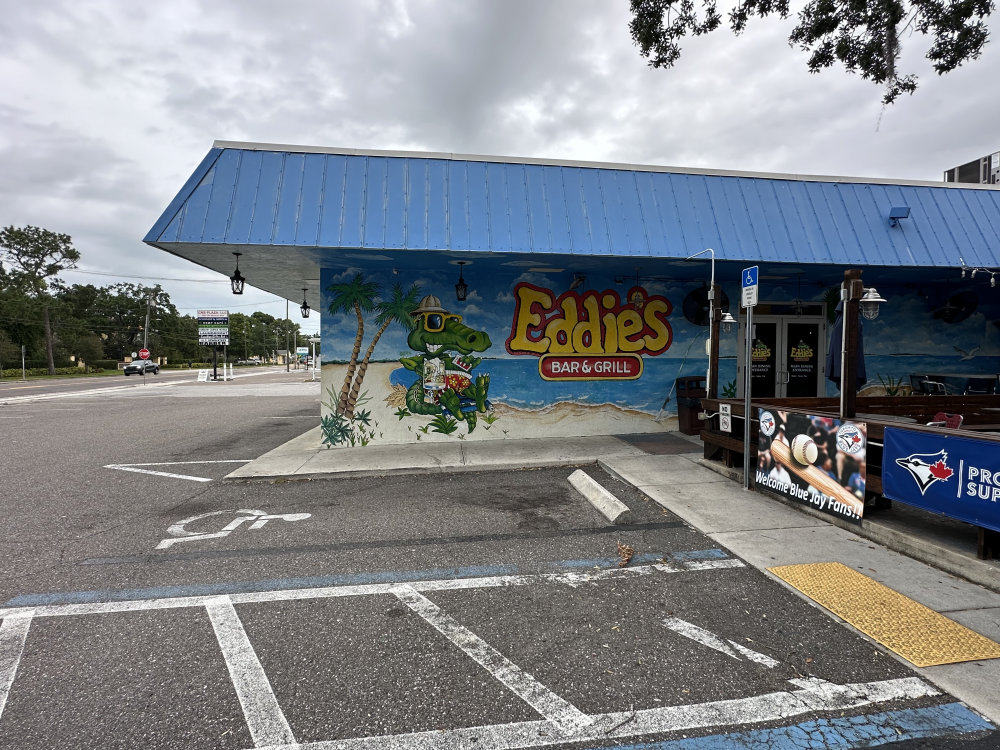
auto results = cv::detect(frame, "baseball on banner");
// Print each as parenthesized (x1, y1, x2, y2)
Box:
(790, 434, 818, 465)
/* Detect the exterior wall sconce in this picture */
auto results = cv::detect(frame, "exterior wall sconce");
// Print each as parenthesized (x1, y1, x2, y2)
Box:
(888, 206, 910, 227)
(455, 261, 468, 301)
(720, 311, 736, 334)
(300, 288, 310, 318)
(859, 287, 887, 320)
(230, 252, 245, 295)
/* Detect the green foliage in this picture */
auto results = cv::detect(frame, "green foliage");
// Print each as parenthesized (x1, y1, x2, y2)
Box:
(394, 407, 411, 420)
(628, 0, 993, 103)
(320, 414, 353, 447)
(877, 373, 906, 396)
(429, 413, 459, 435)
(320, 387, 378, 448)
(721, 379, 737, 398)
(0, 225, 80, 297)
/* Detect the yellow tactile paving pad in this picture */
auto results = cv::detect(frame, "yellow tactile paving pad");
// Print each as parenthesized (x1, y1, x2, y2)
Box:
(768, 562, 1000, 667)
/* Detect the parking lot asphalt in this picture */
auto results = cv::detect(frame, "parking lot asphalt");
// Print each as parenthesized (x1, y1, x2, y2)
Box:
(1, 371, 998, 748)
(223, 423, 1000, 731)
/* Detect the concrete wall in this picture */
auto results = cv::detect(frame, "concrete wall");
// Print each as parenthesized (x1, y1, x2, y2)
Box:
(318, 259, 1000, 447)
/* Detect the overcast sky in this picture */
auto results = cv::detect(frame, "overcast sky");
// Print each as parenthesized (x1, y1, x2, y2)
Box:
(3, 0, 998, 326)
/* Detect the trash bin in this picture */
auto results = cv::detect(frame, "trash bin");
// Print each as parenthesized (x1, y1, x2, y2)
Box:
(675, 375, 707, 435)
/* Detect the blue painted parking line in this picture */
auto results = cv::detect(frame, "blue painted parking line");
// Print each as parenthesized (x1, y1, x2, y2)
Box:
(552, 549, 729, 569)
(584, 702, 993, 749)
(3, 551, 738, 608)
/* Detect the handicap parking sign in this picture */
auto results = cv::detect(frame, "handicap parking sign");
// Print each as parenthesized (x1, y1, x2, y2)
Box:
(741, 266, 758, 307)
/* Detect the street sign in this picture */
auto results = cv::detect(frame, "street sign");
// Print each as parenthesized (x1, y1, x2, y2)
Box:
(138, 348, 150, 360)
(741, 266, 758, 308)
(197, 309, 230, 346)
(720, 403, 732, 432)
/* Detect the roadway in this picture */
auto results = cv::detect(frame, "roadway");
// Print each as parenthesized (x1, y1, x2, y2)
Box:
(0, 370, 995, 749)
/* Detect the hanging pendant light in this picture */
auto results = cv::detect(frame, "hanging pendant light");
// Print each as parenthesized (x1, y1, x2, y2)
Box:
(300, 287, 311, 318)
(455, 261, 468, 301)
(230, 252, 245, 295)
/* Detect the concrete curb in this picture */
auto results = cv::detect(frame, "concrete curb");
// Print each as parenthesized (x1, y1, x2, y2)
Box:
(694, 457, 1000, 595)
(568, 469, 633, 525)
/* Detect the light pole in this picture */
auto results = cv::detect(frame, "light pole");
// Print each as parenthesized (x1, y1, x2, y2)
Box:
(285, 299, 290, 373)
(308, 336, 320, 381)
(684, 248, 721, 399)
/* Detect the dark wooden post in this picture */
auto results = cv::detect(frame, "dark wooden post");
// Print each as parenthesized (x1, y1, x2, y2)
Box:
(841, 269, 863, 419)
(707, 282, 721, 399)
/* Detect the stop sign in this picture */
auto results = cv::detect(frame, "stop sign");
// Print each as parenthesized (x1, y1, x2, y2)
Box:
(139, 348, 150, 360)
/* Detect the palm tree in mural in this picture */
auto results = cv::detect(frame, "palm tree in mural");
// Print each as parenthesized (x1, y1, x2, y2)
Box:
(344, 282, 421, 418)
(327, 272, 379, 415)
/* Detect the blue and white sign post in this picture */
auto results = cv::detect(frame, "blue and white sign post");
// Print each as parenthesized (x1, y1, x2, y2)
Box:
(741, 267, 758, 490)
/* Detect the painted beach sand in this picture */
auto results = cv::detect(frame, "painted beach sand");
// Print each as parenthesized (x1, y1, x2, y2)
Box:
(321, 362, 673, 445)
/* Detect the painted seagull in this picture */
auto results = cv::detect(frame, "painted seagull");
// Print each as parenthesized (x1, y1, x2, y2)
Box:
(954, 345, 981, 361)
(894, 451, 953, 495)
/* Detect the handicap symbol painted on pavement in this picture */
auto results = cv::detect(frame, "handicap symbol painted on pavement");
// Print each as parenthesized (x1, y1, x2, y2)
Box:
(156, 508, 311, 549)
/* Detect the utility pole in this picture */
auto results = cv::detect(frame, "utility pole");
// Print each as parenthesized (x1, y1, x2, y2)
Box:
(142, 294, 153, 353)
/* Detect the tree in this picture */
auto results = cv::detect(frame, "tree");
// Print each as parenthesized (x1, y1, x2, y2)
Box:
(0, 226, 81, 374)
(343, 283, 420, 418)
(327, 273, 379, 415)
(628, 0, 993, 103)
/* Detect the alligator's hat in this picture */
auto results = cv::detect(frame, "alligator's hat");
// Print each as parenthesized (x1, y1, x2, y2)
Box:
(411, 294, 448, 315)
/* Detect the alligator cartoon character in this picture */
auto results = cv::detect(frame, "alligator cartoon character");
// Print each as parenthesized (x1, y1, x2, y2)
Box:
(400, 294, 492, 431)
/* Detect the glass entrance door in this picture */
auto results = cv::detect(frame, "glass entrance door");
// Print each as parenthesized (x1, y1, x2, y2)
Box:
(738, 315, 826, 398)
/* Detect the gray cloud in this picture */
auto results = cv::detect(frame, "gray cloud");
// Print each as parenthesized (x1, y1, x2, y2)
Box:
(1, 0, 998, 316)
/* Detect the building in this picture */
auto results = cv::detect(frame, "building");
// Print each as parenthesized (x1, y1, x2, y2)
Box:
(145, 142, 1000, 446)
(944, 150, 1000, 185)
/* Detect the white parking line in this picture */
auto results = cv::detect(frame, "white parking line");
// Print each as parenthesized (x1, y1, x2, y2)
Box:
(393, 585, 593, 736)
(206, 596, 296, 747)
(0, 561, 744, 619)
(105, 460, 252, 482)
(663, 617, 780, 668)
(250, 677, 939, 750)
(0, 611, 34, 718)
(0, 563, 949, 750)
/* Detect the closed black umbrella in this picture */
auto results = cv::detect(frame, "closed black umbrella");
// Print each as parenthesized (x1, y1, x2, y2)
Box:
(826, 300, 867, 389)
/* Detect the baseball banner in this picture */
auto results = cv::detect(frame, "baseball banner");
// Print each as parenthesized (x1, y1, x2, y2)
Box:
(883, 428, 1000, 533)
(757, 410, 867, 523)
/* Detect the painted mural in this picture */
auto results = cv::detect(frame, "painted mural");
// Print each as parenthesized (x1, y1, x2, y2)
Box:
(319, 265, 699, 446)
(320, 263, 1000, 447)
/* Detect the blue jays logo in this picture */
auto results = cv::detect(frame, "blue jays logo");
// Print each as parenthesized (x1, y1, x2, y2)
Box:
(759, 411, 776, 437)
(894, 451, 954, 495)
(836, 423, 865, 454)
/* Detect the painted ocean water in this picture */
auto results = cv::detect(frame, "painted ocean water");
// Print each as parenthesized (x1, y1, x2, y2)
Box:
(387, 353, 1000, 415)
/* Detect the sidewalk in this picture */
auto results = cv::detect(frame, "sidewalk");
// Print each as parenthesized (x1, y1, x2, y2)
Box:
(228, 428, 1000, 723)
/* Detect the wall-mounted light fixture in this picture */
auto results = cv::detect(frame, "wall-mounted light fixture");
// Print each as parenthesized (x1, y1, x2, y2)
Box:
(300, 288, 311, 318)
(230, 252, 245, 295)
(859, 287, 887, 320)
(720, 311, 737, 335)
(454, 261, 468, 301)
(888, 206, 910, 227)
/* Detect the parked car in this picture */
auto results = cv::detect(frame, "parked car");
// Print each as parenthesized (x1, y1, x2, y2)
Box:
(123, 360, 159, 375)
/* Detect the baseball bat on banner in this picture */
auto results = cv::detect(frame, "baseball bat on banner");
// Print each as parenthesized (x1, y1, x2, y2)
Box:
(769, 438, 864, 517)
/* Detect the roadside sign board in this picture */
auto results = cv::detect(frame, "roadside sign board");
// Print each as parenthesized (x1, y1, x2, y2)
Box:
(197, 309, 230, 346)
(741, 266, 758, 308)
(296, 347, 309, 355)
(138, 348, 150, 360)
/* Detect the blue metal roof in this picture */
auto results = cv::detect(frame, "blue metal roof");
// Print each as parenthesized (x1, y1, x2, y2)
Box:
(145, 143, 1000, 269)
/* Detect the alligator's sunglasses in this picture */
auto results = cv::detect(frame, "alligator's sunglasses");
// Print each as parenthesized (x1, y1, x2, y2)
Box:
(417, 312, 463, 332)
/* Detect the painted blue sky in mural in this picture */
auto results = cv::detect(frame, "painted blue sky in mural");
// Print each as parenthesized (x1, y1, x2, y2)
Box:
(320, 263, 1000, 364)
(320, 263, 741, 364)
